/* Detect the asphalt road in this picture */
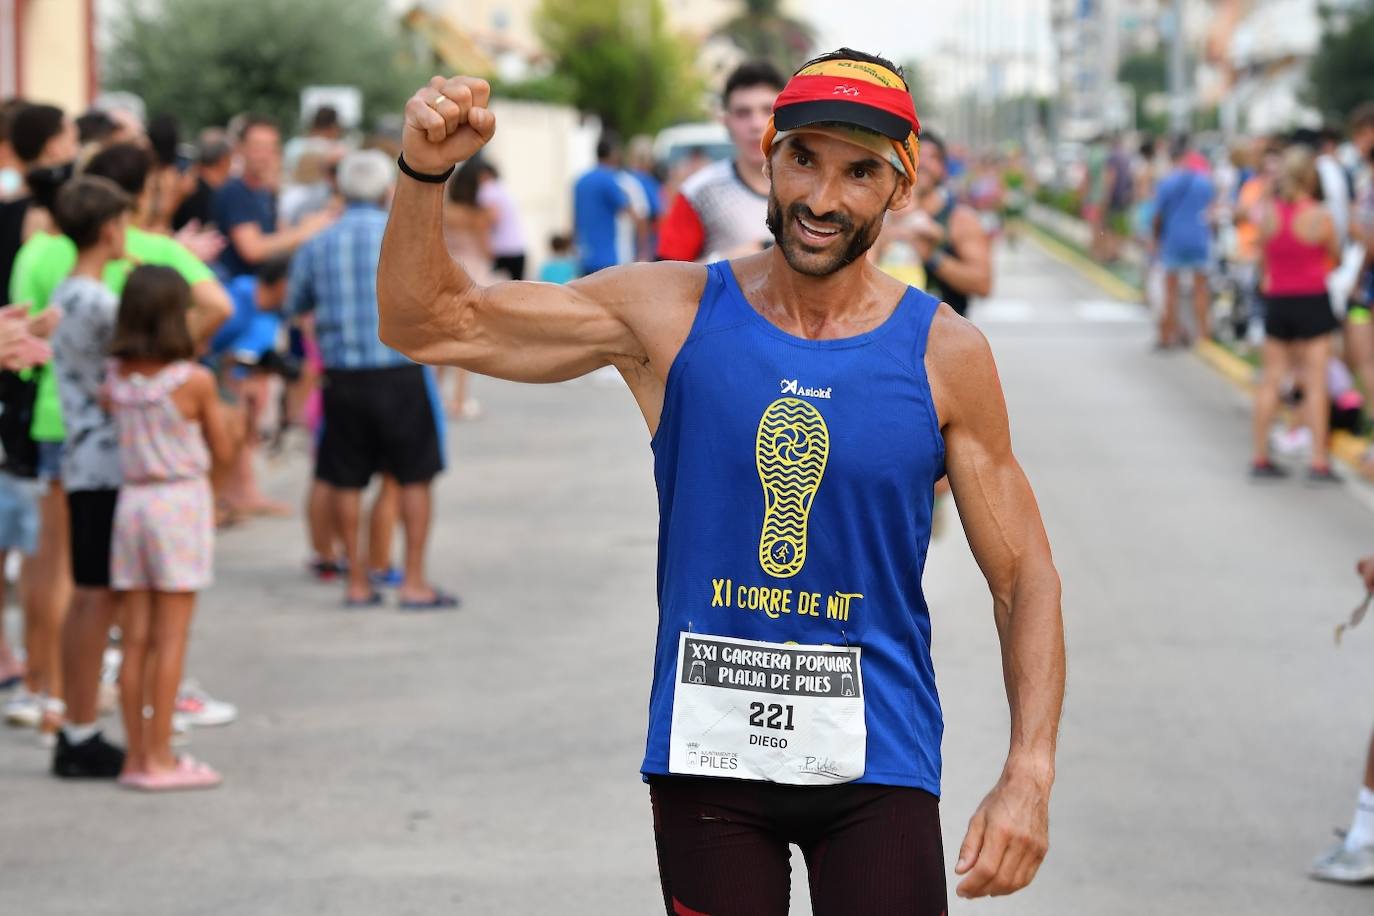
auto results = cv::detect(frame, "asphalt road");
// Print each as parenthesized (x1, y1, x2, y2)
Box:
(2, 237, 1372, 914)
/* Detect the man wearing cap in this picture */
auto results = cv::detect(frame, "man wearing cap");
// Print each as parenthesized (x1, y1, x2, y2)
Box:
(379, 48, 1064, 911)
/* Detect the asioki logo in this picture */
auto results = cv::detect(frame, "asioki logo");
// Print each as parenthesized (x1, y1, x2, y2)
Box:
(780, 378, 832, 399)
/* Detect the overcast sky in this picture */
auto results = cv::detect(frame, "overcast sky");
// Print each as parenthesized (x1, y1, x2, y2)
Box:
(805, 1, 964, 62)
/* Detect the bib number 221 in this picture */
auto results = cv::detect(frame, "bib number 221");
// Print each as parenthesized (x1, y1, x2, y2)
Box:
(748, 702, 796, 731)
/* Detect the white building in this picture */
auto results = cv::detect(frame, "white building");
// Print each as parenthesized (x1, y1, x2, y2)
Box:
(1224, 0, 1335, 134)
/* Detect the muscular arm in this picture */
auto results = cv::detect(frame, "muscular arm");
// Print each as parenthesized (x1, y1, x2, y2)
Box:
(377, 76, 703, 386)
(927, 309, 1064, 898)
(930, 205, 993, 297)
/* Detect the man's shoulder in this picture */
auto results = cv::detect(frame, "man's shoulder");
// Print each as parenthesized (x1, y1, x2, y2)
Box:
(15, 229, 73, 266)
(927, 303, 990, 368)
(215, 177, 249, 200)
(125, 228, 213, 282)
(125, 226, 179, 257)
(576, 167, 609, 188)
(680, 159, 735, 197)
(572, 259, 708, 300)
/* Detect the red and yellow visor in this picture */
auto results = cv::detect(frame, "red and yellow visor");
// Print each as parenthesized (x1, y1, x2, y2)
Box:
(761, 57, 921, 179)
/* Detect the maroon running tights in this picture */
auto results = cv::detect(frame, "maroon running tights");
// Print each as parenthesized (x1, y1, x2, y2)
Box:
(649, 775, 947, 916)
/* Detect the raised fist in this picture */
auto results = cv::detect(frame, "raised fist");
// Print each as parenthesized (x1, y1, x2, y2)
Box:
(402, 76, 497, 175)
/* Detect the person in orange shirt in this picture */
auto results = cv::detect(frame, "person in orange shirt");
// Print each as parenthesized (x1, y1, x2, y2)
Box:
(1233, 141, 1279, 344)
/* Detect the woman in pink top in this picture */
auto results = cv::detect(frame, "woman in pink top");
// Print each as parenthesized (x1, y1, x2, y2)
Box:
(1250, 147, 1341, 482)
(105, 267, 236, 791)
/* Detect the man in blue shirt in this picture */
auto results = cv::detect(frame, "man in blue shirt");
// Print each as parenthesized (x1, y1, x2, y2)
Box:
(210, 255, 290, 518)
(214, 114, 334, 279)
(286, 150, 454, 611)
(211, 254, 288, 361)
(1152, 136, 1215, 348)
(573, 135, 641, 275)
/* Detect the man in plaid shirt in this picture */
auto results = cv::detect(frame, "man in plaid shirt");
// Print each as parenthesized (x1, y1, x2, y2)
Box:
(286, 150, 456, 611)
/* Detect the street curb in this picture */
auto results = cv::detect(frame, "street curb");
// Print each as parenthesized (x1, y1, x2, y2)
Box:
(1023, 228, 1372, 478)
(1194, 339, 1253, 392)
(1020, 221, 1142, 303)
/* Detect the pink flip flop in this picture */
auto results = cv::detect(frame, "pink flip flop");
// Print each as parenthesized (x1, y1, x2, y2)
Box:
(134, 756, 222, 792)
(117, 771, 149, 790)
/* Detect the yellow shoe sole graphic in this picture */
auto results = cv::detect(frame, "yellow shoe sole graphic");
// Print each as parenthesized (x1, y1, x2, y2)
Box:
(756, 397, 830, 578)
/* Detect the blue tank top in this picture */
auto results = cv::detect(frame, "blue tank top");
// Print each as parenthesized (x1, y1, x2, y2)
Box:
(643, 261, 946, 793)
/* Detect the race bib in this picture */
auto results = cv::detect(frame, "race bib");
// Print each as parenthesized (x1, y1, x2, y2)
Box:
(668, 633, 865, 785)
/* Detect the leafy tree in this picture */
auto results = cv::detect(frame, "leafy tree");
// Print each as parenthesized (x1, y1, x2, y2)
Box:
(105, 0, 425, 133)
(536, 0, 704, 137)
(900, 60, 930, 119)
(1117, 50, 1168, 134)
(1307, 1, 1374, 123)
(713, 0, 817, 74)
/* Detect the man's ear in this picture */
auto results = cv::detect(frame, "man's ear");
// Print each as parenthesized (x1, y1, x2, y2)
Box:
(101, 218, 122, 250)
(888, 174, 913, 212)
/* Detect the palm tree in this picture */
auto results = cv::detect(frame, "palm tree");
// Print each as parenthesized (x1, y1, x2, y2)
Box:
(713, 0, 817, 73)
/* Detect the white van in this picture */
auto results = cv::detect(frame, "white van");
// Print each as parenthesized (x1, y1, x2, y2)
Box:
(652, 123, 733, 169)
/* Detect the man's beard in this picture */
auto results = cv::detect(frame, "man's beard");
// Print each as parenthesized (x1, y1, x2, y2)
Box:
(765, 192, 884, 277)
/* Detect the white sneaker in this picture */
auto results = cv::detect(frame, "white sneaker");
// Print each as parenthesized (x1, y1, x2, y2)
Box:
(1271, 425, 1313, 457)
(175, 679, 237, 727)
(3, 689, 41, 727)
(1311, 838, 1374, 884)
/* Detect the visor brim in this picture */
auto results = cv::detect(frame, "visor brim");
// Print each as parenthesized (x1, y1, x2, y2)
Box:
(773, 100, 912, 142)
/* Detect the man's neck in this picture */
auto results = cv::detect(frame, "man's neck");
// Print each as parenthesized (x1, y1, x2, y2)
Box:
(752, 248, 895, 337)
(71, 247, 111, 280)
(734, 154, 769, 195)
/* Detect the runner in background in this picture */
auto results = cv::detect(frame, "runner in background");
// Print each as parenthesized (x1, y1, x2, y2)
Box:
(909, 130, 992, 318)
(657, 61, 783, 262)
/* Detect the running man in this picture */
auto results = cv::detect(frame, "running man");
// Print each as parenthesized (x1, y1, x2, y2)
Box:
(379, 49, 1064, 912)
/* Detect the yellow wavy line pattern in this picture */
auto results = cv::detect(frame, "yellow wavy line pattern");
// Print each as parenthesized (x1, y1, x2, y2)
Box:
(756, 397, 830, 578)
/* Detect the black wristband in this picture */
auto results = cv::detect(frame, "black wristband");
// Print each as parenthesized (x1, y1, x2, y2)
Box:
(397, 153, 455, 184)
